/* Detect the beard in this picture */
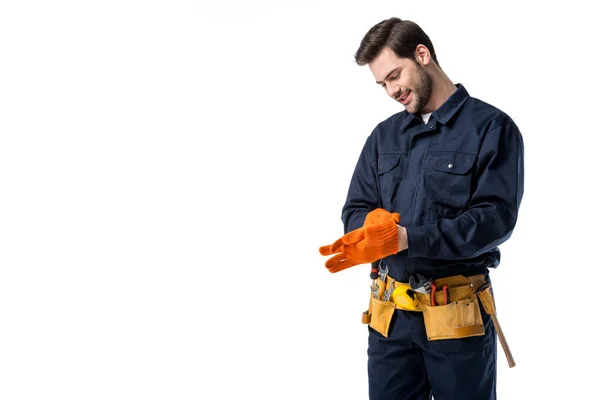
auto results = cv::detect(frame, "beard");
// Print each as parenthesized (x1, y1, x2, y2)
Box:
(409, 63, 433, 114)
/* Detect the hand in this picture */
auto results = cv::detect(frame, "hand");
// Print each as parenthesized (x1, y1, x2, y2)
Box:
(363, 208, 401, 227)
(365, 209, 407, 252)
(319, 219, 400, 273)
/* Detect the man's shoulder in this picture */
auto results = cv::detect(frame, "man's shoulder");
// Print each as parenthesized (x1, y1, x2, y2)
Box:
(465, 96, 516, 127)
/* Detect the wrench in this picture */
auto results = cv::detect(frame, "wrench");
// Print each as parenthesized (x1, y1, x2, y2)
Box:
(379, 261, 389, 283)
(371, 282, 380, 299)
(409, 273, 433, 294)
(383, 278, 395, 302)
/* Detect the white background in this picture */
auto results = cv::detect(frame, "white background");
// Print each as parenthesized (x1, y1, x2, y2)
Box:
(1, 1, 599, 399)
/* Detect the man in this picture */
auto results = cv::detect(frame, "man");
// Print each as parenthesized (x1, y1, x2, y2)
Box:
(319, 18, 524, 399)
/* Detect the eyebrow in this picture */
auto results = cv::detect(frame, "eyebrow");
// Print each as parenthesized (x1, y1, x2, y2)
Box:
(376, 68, 400, 85)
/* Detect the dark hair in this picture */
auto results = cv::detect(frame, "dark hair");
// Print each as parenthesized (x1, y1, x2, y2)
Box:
(354, 17, 439, 67)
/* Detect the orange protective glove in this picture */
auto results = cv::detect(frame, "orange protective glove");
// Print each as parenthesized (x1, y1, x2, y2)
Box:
(363, 208, 401, 227)
(319, 219, 399, 273)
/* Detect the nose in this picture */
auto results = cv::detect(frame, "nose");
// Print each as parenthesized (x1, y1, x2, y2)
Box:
(387, 84, 400, 99)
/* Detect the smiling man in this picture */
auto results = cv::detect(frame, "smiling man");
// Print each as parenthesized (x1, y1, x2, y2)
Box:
(319, 17, 524, 399)
(372, 46, 438, 115)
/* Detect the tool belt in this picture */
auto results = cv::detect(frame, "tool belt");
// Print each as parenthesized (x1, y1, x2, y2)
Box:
(362, 272, 516, 368)
(362, 274, 489, 340)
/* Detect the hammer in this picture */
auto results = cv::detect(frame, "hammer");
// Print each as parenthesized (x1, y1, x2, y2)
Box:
(476, 283, 516, 368)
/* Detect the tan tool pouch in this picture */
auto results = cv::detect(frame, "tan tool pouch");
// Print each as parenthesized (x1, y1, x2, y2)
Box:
(362, 278, 395, 337)
(418, 275, 486, 341)
(367, 297, 396, 337)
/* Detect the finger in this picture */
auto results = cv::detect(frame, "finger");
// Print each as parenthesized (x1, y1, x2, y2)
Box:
(330, 237, 344, 253)
(324, 252, 347, 269)
(391, 212, 401, 223)
(341, 229, 365, 245)
(364, 208, 385, 226)
(327, 258, 358, 273)
(319, 244, 339, 256)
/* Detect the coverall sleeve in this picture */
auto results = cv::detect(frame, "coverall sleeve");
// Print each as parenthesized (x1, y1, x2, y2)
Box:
(341, 134, 380, 234)
(406, 121, 525, 260)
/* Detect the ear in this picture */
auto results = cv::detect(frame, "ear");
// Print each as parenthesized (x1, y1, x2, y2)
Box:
(414, 44, 431, 66)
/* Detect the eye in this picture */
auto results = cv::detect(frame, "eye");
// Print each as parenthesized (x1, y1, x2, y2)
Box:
(392, 71, 401, 79)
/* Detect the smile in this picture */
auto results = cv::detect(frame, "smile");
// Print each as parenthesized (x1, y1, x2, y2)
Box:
(399, 92, 411, 105)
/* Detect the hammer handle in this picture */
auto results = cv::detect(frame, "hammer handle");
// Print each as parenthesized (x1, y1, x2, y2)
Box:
(490, 314, 516, 368)
(476, 287, 516, 368)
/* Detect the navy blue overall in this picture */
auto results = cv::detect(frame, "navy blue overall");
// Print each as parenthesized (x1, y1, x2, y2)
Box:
(367, 283, 497, 399)
(341, 84, 524, 399)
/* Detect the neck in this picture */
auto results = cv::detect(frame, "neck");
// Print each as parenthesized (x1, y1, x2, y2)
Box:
(422, 70, 456, 114)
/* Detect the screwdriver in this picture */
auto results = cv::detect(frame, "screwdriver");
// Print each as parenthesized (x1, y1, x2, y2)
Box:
(370, 260, 380, 298)
(370, 260, 380, 281)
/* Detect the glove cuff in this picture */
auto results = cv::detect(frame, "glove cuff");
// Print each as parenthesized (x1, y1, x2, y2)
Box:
(377, 220, 400, 255)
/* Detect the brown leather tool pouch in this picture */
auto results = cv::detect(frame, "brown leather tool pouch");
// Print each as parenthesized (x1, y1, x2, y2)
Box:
(420, 277, 486, 341)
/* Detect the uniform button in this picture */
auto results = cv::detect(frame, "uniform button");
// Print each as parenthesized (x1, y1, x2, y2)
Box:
(448, 163, 454, 169)
(429, 124, 434, 128)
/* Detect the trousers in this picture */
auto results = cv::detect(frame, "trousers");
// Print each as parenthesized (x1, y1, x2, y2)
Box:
(368, 306, 497, 399)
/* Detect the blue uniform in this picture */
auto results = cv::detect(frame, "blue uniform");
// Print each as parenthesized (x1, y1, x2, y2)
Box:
(342, 84, 524, 399)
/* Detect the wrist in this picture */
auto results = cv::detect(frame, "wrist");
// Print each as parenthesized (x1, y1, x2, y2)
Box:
(397, 224, 408, 252)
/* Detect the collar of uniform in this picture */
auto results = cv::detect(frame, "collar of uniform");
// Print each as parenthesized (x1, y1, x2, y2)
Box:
(430, 83, 470, 124)
(397, 83, 470, 132)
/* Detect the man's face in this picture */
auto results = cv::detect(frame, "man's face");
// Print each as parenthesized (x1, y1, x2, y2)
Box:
(369, 47, 433, 114)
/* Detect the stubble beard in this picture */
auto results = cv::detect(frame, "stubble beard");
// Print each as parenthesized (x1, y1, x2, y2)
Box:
(409, 65, 433, 114)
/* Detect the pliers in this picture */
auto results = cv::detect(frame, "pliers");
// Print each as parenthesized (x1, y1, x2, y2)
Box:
(430, 284, 449, 306)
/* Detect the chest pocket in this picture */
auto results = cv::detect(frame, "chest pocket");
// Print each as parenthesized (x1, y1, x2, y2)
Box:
(424, 151, 477, 208)
(377, 153, 407, 208)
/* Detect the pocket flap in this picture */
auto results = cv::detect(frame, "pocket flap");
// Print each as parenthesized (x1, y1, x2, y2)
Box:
(429, 152, 476, 175)
(369, 298, 396, 337)
(378, 154, 404, 174)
